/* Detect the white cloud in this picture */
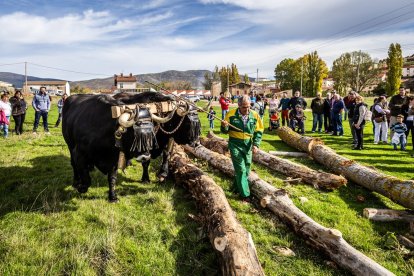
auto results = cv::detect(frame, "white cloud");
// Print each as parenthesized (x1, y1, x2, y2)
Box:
(0, 10, 172, 44)
(199, 0, 341, 11)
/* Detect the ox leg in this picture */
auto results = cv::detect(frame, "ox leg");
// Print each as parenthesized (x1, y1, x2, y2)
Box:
(74, 149, 91, 194)
(141, 160, 150, 183)
(70, 149, 81, 189)
(157, 149, 169, 183)
(158, 138, 174, 182)
(108, 166, 118, 202)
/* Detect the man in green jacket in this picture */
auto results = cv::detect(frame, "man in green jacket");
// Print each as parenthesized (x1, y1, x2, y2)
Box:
(221, 95, 264, 202)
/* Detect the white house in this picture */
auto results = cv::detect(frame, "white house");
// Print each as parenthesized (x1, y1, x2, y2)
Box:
(114, 73, 137, 92)
(25, 80, 70, 95)
(402, 65, 414, 77)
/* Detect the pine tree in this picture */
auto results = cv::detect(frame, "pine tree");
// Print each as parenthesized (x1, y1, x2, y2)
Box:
(244, 74, 250, 83)
(386, 43, 403, 96)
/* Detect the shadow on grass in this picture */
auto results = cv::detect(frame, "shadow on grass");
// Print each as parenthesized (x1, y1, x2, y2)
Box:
(0, 154, 160, 218)
(0, 154, 78, 217)
(336, 183, 408, 236)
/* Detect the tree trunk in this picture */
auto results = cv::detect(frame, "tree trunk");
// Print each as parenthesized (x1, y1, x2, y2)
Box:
(269, 151, 309, 158)
(169, 145, 264, 276)
(277, 126, 414, 210)
(203, 132, 346, 190)
(363, 208, 414, 222)
(183, 144, 394, 276)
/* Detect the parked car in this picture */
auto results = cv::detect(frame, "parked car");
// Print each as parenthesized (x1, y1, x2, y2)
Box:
(185, 95, 200, 102)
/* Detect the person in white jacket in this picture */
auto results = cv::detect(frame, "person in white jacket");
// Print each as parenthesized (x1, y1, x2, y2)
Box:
(0, 93, 12, 138)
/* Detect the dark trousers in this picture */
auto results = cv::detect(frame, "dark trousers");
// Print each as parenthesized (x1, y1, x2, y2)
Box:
(349, 120, 357, 144)
(290, 119, 304, 134)
(355, 125, 365, 149)
(324, 112, 331, 132)
(12, 113, 25, 135)
(312, 113, 323, 132)
(55, 113, 62, 127)
(406, 120, 414, 150)
(33, 111, 49, 132)
(332, 113, 343, 135)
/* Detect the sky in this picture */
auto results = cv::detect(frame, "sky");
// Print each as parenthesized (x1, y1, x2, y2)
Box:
(0, 0, 414, 81)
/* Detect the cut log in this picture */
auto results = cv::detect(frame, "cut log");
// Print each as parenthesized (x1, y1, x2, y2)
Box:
(277, 126, 414, 210)
(203, 132, 347, 190)
(169, 145, 264, 275)
(269, 151, 309, 158)
(183, 144, 394, 276)
(363, 208, 414, 222)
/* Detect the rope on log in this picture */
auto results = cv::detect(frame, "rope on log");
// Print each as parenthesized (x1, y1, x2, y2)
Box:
(183, 144, 394, 276)
(169, 145, 264, 275)
(277, 126, 414, 210)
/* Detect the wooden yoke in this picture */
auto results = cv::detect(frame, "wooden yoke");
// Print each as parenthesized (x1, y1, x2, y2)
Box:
(111, 101, 176, 118)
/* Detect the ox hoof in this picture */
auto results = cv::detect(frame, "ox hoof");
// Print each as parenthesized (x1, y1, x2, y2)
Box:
(108, 197, 119, 203)
(141, 178, 150, 184)
(77, 186, 89, 194)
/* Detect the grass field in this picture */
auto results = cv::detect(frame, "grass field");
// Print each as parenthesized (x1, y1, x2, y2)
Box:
(0, 96, 413, 275)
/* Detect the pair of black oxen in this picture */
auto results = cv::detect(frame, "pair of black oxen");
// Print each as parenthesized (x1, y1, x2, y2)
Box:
(62, 92, 201, 202)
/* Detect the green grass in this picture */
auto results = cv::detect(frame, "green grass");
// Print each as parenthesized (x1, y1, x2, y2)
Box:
(0, 97, 413, 275)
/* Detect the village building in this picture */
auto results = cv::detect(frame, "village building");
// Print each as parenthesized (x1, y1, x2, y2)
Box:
(229, 82, 252, 96)
(25, 80, 70, 95)
(113, 73, 137, 93)
(402, 65, 414, 77)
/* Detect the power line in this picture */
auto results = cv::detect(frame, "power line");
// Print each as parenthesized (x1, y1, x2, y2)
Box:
(241, 2, 414, 67)
(28, 62, 112, 77)
(0, 62, 25, 67)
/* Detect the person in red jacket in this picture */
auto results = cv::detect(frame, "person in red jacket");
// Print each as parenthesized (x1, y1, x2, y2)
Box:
(219, 92, 230, 119)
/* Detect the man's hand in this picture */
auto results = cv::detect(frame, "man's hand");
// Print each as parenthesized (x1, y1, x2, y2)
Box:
(221, 120, 229, 127)
(354, 123, 360, 129)
(253, 145, 258, 154)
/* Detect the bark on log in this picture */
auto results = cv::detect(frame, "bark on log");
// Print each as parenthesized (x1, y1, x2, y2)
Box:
(183, 144, 394, 276)
(269, 151, 309, 158)
(203, 132, 347, 190)
(277, 126, 414, 210)
(169, 145, 264, 276)
(363, 208, 414, 222)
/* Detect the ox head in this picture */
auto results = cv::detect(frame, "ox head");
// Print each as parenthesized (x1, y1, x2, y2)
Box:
(117, 103, 178, 163)
(158, 100, 201, 146)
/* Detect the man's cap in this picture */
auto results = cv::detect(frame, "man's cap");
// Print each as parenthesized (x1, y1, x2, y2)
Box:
(397, 114, 404, 118)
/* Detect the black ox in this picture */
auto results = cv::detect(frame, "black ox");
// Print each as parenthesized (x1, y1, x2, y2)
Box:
(62, 92, 201, 202)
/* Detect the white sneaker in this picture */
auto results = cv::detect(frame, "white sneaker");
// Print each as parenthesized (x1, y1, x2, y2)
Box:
(374, 142, 378, 145)
(45, 132, 51, 135)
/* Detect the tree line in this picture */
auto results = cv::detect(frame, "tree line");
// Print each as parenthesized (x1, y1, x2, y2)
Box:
(275, 43, 403, 96)
(203, 43, 404, 97)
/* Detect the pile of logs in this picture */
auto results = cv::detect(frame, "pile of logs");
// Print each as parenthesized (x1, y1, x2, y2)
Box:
(182, 143, 394, 275)
(277, 126, 414, 210)
(203, 131, 347, 190)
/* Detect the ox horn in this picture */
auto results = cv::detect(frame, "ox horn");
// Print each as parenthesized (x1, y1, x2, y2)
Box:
(176, 101, 189, 117)
(151, 108, 176, 123)
(118, 112, 135, 128)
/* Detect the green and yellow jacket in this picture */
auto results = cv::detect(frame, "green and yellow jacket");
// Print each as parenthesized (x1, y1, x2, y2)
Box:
(221, 108, 264, 150)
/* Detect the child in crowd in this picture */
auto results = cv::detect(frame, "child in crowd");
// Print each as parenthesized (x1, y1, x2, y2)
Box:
(268, 109, 280, 131)
(207, 106, 216, 129)
(289, 104, 306, 134)
(390, 114, 408, 150)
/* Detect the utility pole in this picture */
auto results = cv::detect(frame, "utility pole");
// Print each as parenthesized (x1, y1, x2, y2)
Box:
(227, 65, 229, 95)
(300, 59, 303, 94)
(256, 68, 259, 83)
(356, 50, 361, 93)
(24, 61, 28, 94)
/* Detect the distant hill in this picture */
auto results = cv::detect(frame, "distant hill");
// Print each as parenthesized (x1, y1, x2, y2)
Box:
(0, 72, 63, 88)
(71, 70, 212, 90)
